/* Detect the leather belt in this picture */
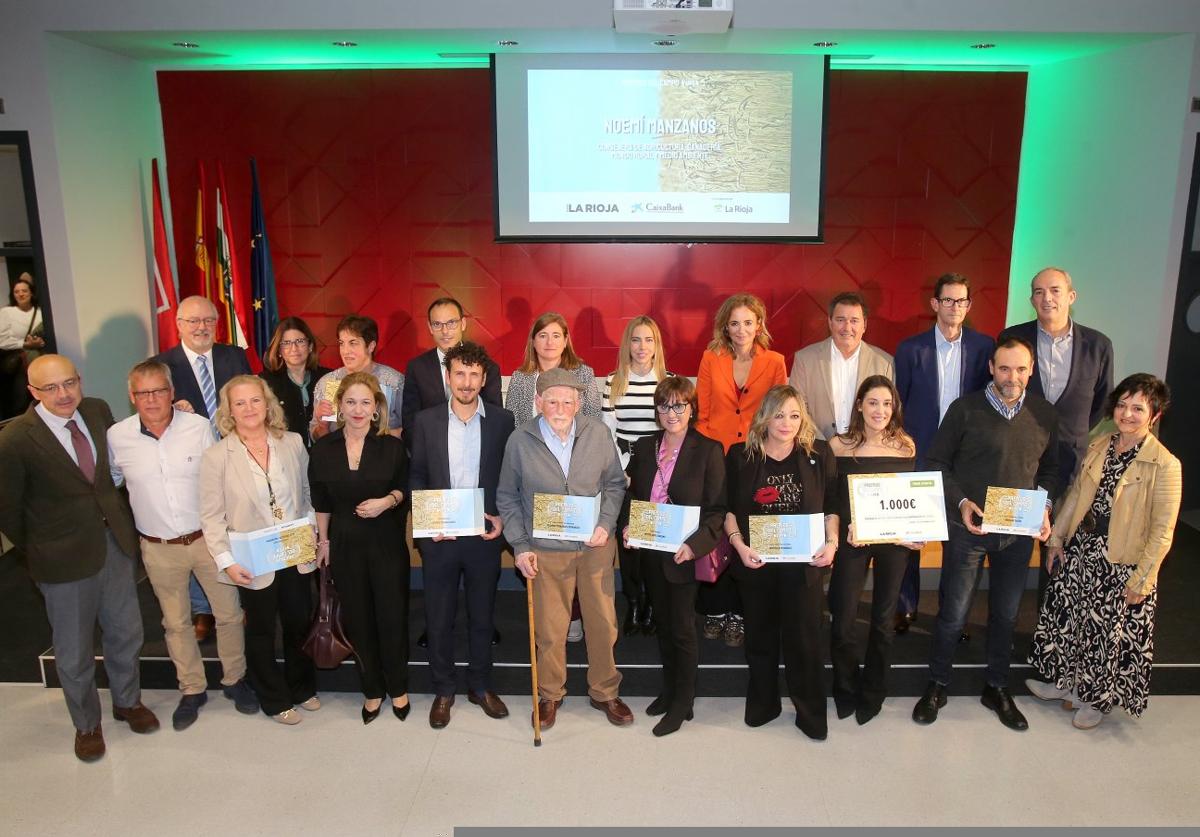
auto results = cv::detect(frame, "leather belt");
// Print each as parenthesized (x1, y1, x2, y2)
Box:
(139, 529, 204, 546)
(616, 437, 633, 455)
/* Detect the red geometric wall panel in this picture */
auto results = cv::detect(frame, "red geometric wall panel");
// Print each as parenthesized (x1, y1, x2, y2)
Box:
(158, 68, 1025, 376)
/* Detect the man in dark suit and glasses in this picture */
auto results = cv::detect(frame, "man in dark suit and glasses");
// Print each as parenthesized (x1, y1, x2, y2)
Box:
(408, 342, 515, 729)
(0, 354, 160, 761)
(152, 294, 252, 639)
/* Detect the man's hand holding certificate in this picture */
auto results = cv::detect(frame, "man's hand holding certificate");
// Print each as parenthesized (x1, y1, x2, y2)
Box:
(748, 513, 824, 562)
(412, 488, 486, 538)
(981, 486, 1050, 539)
(626, 500, 700, 552)
(531, 492, 601, 542)
(847, 471, 948, 545)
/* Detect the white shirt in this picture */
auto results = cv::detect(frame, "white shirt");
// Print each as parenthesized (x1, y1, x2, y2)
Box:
(830, 342, 861, 435)
(0, 305, 43, 351)
(447, 399, 485, 489)
(35, 402, 96, 466)
(107, 409, 214, 539)
(934, 326, 963, 423)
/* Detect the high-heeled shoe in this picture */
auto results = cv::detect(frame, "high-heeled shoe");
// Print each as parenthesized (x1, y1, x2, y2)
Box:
(362, 703, 381, 725)
(646, 694, 671, 716)
(652, 708, 693, 737)
(392, 700, 410, 721)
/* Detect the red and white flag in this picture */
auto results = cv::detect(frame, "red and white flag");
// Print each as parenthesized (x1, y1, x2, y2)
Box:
(151, 159, 179, 353)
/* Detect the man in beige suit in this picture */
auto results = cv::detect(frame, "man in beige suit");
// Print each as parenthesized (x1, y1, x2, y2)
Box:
(788, 292, 895, 440)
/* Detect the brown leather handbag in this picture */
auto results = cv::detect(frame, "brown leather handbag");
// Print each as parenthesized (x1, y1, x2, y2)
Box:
(301, 565, 355, 668)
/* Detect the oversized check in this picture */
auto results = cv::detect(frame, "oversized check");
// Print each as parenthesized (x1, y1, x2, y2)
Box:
(748, 513, 824, 562)
(411, 488, 486, 538)
(532, 492, 602, 541)
(228, 518, 316, 577)
(847, 471, 949, 544)
(626, 500, 700, 552)
(982, 486, 1048, 536)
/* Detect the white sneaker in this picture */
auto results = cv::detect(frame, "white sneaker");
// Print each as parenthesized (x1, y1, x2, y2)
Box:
(567, 619, 584, 643)
(272, 708, 302, 725)
(1072, 704, 1103, 730)
(1024, 678, 1071, 702)
(298, 696, 321, 711)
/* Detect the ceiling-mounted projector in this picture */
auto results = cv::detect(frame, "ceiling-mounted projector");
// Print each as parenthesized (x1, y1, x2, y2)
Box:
(613, 0, 734, 35)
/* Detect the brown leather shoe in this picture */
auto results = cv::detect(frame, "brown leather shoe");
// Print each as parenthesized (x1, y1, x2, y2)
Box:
(531, 698, 562, 731)
(112, 702, 161, 734)
(429, 695, 454, 729)
(589, 697, 634, 726)
(193, 613, 215, 642)
(468, 690, 509, 719)
(74, 725, 105, 762)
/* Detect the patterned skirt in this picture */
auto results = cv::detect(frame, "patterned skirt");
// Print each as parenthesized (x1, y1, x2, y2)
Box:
(1028, 531, 1158, 717)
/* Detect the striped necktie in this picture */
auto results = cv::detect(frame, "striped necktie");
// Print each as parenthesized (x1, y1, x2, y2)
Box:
(196, 354, 219, 425)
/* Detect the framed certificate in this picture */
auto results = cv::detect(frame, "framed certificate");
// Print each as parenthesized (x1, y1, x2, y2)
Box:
(412, 488, 486, 538)
(847, 471, 949, 545)
(748, 513, 824, 562)
(981, 486, 1048, 536)
(228, 518, 316, 578)
(532, 492, 602, 541)
(626, 499, 700, 552)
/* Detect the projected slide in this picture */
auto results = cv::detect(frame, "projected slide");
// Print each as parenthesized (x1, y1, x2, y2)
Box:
(527, 69, 793, 224)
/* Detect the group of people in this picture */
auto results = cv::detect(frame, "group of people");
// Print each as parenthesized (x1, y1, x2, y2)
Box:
(0, 267, 1181, 763)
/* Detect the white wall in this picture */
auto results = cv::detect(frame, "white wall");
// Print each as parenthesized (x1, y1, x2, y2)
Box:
(1008, 34, 1200, 379)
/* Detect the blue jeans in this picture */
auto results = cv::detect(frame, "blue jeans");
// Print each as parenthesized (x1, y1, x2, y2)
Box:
(928, 521, 1033, 689)
(189, 574, 212, 615)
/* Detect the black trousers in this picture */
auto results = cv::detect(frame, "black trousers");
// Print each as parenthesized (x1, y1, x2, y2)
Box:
(617, 538, 649, 603)
(735, 562, 826, 736)
(827, 543, 910, 711)
(643, 552, 699, 712)
(333, 543, 411, 700)
(421, 537, 502, 696)
(240, 565, 316, 716)
(696, 567, 742, 617)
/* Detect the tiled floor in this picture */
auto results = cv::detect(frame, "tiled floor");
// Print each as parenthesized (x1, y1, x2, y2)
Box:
(2, 683, 1198, 834)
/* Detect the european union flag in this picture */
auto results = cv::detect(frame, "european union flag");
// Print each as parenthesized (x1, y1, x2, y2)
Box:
(249, 157, 279, 362)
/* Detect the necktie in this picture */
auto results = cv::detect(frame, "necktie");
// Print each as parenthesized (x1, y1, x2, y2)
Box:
(65, 419, 96, 483)
(196, 354, 219, 421)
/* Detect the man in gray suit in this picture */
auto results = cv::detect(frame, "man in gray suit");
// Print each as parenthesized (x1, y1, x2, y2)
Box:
(0, 354, 159, 761)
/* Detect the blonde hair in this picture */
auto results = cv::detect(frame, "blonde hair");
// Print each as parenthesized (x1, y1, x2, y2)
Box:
(607, 315, 667, 404)
(215, 375, 288, 439)
(745, 385, 816, 459)
(335, 371, 390, 436)
(707, 293, 772, 355)
(519, 311, 583, 374)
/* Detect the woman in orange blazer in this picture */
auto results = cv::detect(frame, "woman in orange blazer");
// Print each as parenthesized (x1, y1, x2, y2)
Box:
(694, 293, 787, 646)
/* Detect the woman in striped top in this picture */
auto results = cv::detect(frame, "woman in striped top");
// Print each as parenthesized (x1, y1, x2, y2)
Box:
(603, 315, 671, 636)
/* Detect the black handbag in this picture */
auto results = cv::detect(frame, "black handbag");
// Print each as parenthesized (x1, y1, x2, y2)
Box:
(301, 564, 356, 668)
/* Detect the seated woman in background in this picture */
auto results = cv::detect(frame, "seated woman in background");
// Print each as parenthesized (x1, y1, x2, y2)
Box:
(0, 274, 45, 418)
(311, 315, 404, 440)
(505, 311, 602, 423)
(259, 316, 333, 446)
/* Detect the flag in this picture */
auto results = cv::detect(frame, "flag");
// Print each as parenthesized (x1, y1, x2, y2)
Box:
(150, 159, 179, 353)
(194, 161, 212, 302)
(249, 158, 279, 362)
(215, 162, 253, 359)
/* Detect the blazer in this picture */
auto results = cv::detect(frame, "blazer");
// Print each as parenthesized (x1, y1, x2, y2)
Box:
(400, 347, 502, 446)
(199, 429, 315, 590)
(155, 343, 252, 419)
(408, 400, 516, 519)
(1050, 432, 1182, 596)
(260, 364, 334, 442)
(695, 348, 788, 452)
(621, 428, 727, 584)
(998, 320, 1113, 480)
(788, 338, 895, 441)
(893, 326, 995, 463)
(0, 398, 138, 583)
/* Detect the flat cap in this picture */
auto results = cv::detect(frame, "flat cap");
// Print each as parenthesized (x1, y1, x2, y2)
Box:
(536, 367, 586, 395)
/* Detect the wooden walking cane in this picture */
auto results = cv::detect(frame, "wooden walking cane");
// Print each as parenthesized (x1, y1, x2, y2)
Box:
(527, 578, 542, 747)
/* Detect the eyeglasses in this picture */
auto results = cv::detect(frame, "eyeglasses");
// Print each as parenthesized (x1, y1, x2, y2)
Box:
(179, 316, 219, 327)
(937, 297, 971, 309)
(131, 387, 171, 401)
(30, 377, 80, 395)
(655, 403, 689, 415)
(430, 318, 462, 331)
(279, 338, 309, 349)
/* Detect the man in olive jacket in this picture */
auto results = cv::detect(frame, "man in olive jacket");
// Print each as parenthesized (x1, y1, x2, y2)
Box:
(0, 354, 158, 762)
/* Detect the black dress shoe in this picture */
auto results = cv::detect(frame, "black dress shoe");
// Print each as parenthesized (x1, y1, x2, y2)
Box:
(855, 703, 882, 726)
(640, 602, 656, 636)
(912, 681, 947, 725)
(622, 599, 640, 636)
(362, 703, 381, 725)
(981, 685, 1028, 731)
(652, 707, 693, 737)
(646, 694, 671, 716)
(417, 632, 428, 649)
(894, 612, 913, 635)
(959, 629, 971, 643)
(492, 628, 501, 646)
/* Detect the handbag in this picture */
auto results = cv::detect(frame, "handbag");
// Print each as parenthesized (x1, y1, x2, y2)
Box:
(694, 533, 733, 583)
(301, 564, 355, 668)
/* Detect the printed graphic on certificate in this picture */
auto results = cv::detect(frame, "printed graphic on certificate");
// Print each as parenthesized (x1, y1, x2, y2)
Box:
(320, 378, 341, 421)
(532, 492, 602, 541)
(981, 486, 1049, 536)
(412, 488, 486, 538)
(847, 471, 949, 544)
(228, 518, 316, 578)
(748, 513, 824, 562)
(626, 499, 700, 552)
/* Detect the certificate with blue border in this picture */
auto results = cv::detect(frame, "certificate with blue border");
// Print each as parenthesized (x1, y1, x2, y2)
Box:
(626, 500, 700, 552)
(228, 518, 316, 578)
(981, 487, 1048, 536)
(748, 513, 824, 562)
(412, 488, 486, 538)
(532, 492, 602, 541)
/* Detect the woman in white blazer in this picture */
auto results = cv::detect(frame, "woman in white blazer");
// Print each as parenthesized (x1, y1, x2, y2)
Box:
(200, 375, 319, 725)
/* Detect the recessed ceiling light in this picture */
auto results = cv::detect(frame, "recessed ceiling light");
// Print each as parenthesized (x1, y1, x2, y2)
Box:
(813, 41, 838, 48)
(496, 40, 519, 47)
(970, 43, 996, 49)
(172, 42, 199, 49)
(653, 40, 677, 47)
(332, 41, 358, 47)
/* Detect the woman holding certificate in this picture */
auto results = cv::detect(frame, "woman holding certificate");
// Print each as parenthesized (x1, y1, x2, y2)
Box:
(724, 384, 838, 740)
(1027, 374, 1182, 730)
(622, 377, 726, 736)
(828, 375, 919, 725)
(199, 376, 318, 725)
(505, 311, 602, 422)
(308, 372, 411, 724)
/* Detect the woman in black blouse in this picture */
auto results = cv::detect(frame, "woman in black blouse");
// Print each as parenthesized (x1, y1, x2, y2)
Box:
(724, 384, 838, 740)
(260, 317, 333, 446)
(309, 372, 411, 724)
(828, 375, 921, 726)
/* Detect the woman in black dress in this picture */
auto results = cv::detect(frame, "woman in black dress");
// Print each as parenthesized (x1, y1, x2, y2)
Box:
(259, 316, 333, 445)
(309, 371, 411, 723)
(827, 375, 921, 725)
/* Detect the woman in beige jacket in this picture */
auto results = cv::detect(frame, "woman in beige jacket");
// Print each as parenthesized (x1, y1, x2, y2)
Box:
(1026, 373, 1182, 730)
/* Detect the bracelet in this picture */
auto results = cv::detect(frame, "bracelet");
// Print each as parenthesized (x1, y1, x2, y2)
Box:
(317, 540, 330, 547)
(390, 493, 401, 508)
(727, 531, 743, 542)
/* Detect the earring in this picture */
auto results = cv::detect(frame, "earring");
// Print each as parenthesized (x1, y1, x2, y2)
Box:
(371, 411, 380, 421)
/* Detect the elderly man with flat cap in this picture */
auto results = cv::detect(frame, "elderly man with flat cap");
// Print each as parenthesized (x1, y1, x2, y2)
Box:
(496, 367, 630, 731)
(0, 354, 159, 761)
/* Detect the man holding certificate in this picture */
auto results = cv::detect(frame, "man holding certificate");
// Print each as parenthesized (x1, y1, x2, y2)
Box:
(497, 368, 630, 731)
(913, 336, 1061, 732)
(409, 343, 515, 729)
